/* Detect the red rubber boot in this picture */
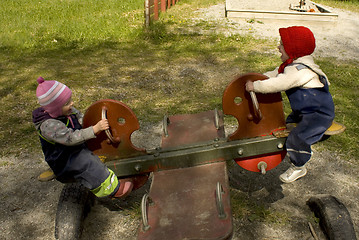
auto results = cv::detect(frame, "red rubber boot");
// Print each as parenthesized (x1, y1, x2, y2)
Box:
(113, 178, 134, 198)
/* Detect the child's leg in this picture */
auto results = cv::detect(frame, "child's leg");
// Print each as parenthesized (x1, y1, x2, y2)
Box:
(280, 111, 333, 183)
(59, 148, 131, 198)
(286, 111, 301, 124)
(280, 124, 312, 183)
(286, 112, 331, 167)
(286, 127, 313, 167)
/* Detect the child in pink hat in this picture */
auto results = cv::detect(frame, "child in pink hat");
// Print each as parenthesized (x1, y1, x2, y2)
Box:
(246, 26, 335, 183)
(33, 77, 132, 198)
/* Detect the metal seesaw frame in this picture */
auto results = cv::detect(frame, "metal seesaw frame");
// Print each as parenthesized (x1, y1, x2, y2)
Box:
(106, 134, 286, 177)
(81, 73, 287, 240)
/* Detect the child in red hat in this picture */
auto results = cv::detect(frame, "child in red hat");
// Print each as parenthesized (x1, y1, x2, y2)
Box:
(246, 26, 335, 183)
(32, 77, 133, 198)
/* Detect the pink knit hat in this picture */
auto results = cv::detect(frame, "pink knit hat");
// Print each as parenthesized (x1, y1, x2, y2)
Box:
(36, 77, 72, 118)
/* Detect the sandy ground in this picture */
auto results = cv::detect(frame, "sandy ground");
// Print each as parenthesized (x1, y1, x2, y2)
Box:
(1, 1, 358, 240)
(195, 1, 359, 61)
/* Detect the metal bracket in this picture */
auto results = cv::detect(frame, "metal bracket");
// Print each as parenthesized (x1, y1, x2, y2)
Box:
(257, 161, 268, 175)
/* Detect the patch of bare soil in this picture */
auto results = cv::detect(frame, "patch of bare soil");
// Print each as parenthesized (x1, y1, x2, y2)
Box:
(1, 3, 358, 240)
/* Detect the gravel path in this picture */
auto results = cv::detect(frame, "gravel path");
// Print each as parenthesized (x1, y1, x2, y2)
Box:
(196, 1, 359, 60)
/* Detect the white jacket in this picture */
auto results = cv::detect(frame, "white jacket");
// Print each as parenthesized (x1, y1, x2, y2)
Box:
(253, 55, 329, 94)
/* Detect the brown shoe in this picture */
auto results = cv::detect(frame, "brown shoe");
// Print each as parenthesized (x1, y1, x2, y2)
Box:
(37, 169, 56, 182)
(324, 121, 346, 135)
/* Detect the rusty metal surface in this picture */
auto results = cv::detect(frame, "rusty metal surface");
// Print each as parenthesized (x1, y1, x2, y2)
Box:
(138, 109, 232, 240)
(138, 162, 232, 240)
(222, 73, 287, 172)
(83, 99, 146, 161)
(161, 110, 225, 148)
(222, 73, 286, 140)
(234, 151, 286, 172)
(83, 99, 148, 188)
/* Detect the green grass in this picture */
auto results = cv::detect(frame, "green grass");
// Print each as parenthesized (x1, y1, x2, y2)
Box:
(0, 30, 276, 156)
(315, 0, 359, 12)
(315, 59, 359, 158)
(0, 0, 145, 49)
(0, 0, 358, 164)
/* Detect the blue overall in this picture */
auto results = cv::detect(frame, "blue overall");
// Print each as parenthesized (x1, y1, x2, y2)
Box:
(285, 64, 335, 167)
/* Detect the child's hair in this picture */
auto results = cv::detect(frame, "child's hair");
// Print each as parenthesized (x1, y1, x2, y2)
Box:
(36, 77, 72, 118)
(279, 26, 316, 59)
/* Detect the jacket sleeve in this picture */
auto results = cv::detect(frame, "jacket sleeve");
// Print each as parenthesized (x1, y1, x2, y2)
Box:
(263, 67, 279, 78)
(253, 65, 315, 93)
(40, 119, 96, 146)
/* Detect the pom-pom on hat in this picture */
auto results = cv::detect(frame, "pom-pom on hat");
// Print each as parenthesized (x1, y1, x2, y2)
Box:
(36, 77, 72, 118)
(279, 26, 316, 59)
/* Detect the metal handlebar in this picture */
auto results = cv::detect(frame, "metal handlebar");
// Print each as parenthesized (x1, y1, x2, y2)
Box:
(141, 193, 151, 231)
(163, 115, 169, 137)
(215, 182, 226, 219)
(249, 91, 263, 120)
(214, 108, 220, 130)
(101, 107, 118, 143)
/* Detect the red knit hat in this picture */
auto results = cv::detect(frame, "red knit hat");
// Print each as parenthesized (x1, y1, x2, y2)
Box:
(36, 77, 72, 118)
(279, 26, 316, 59)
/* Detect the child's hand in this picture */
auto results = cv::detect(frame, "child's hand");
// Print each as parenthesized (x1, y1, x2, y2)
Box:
(93, 119, 109, 134)
(245, 81, 254, 92)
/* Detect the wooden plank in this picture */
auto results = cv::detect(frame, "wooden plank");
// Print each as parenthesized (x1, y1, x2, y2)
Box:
(161, 0, 166, 12)
(138, 162, 233, 240)
(154, 0, 159, 20)
(145, 0, 159, 25)
(145, 0, 180, 26)
(226, 10, 338, 22)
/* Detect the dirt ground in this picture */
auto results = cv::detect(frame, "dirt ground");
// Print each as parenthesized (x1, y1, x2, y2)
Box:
(194, 1, 359, 61)
(1, 2, 358, 240)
